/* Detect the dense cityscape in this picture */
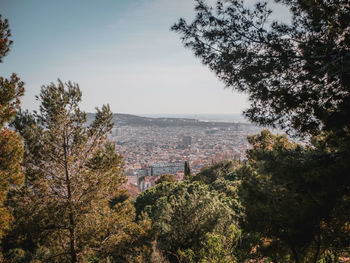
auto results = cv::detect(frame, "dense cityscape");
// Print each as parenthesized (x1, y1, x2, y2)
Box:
(102, 113, 263, 193)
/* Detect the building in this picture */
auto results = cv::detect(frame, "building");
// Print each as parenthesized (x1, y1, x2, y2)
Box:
(147, 162, 184, 177)
(179, 135, 191, 149)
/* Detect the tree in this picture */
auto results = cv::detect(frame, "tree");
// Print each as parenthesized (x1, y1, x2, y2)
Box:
(155, 174, 177, 185)
(238, 130, 350, 262)
(172, 0, 350, 136)
(191, 161, 256, 262)
(178, 225, 240, 263)
(193, 160, 241, 184)
(0, 15, 13, 63)
(173, 2, 350, 261)
(3, 80, 130, 263)
(135, 181, 237, 263)
(184, 161, 191, 180)
(134, 181, 179, 221)
(0, 14, 24, 240)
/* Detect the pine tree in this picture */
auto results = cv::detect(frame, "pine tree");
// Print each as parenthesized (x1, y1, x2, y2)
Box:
(7, 80, 127, 262)
(0, 14, 24, 240)
(173, 2, 350, 260)
(239, 130, 350, 262)
(172, 0, 350, 136)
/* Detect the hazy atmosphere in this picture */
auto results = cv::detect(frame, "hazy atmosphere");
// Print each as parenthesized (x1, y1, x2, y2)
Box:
(0, 0, 288, 115)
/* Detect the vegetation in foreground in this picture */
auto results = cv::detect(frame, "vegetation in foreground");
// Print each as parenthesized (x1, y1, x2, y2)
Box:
(0, 0, 349, 262)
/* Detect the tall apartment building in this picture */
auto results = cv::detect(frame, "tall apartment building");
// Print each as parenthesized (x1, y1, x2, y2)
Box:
(182, 135, 192, 148)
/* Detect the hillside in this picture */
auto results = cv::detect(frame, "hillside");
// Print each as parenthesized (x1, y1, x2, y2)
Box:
(86, 113, 252, 129)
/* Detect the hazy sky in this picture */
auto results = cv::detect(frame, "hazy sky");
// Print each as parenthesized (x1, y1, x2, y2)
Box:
(0, 0, 290, 115)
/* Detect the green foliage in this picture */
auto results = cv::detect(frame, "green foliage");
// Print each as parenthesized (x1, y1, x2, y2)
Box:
(174, 1, 350, 261)
(135, 181, 237, 262)
(0, 14, 12, 63)
(178, 225, 240, 263)
(0, 129, 23, 239)
(239, 130, 350, 262)
(2, 80, 148, 262)
(193, 160, 242, 184)
(0, 16, 25, 128)
(155, 174, 177, 185)
(0, 74, 24, 129)
(191, 161, 256, 261)
(90, 203, 153, 263)
(135, 181, 179, 220)
(172, 0, 350, 136)
(0, 14, 24, 241)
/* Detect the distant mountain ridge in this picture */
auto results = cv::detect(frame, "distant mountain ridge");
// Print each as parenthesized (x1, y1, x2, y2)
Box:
(86, 113, 252, 128)
(141, 113, 247, 123)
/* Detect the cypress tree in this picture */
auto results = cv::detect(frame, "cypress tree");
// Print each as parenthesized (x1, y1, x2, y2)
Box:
(184, 161, 191, 180)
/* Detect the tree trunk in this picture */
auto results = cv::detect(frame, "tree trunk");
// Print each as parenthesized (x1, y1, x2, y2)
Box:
(63, 129, 77, 263)
(69, 219, 77, 263)
(313, 234, 321, 263)
(291, 246, 300, 263)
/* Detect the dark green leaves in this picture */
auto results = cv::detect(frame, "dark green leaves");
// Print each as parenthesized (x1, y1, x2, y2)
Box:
(173, 0, 350, 136)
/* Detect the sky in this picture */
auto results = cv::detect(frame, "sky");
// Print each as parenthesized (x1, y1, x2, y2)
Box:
(0, 0, 290, 115)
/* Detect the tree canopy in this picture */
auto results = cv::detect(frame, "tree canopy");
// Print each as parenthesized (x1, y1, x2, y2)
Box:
(173, 1, 350, 261)
(172, 0, 350, 136)
(3, 80, 145, 263)
(238, 130, 350, 262)
(0, 15, 24, 242)
(155, 174, 177, 185)
(135, 181, 238, 262)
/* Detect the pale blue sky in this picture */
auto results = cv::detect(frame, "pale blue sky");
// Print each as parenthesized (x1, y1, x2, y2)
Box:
(0, 0, 290, 115)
